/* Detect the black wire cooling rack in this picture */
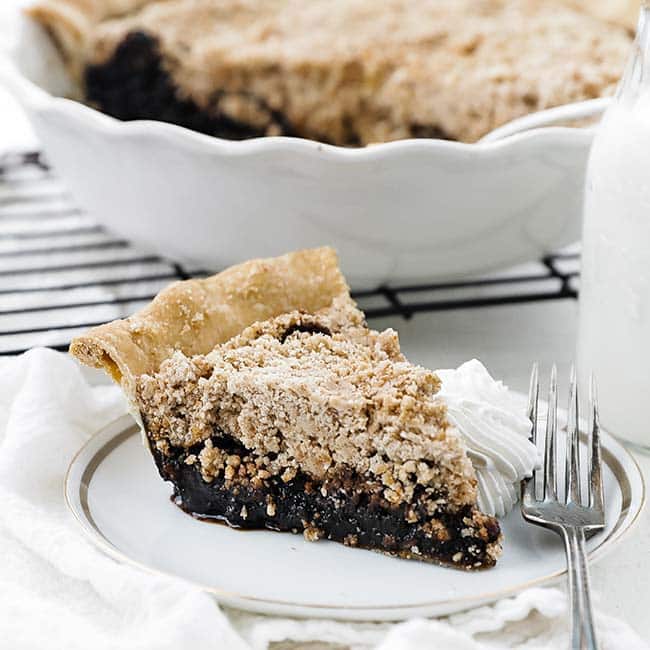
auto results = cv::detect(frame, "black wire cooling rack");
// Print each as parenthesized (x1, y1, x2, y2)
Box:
(0, 150, 580, 356)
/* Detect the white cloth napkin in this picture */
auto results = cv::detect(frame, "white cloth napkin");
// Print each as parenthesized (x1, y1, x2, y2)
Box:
(0, 348, 646, 650)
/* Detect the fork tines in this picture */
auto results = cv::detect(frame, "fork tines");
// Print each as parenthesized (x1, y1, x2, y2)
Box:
(523, 363, 604, 517)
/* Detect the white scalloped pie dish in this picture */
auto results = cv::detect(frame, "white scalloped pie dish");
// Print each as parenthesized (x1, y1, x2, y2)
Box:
(0, 10, 604, 286)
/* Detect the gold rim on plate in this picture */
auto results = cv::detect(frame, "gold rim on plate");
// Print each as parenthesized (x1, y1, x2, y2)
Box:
(64, 414, 646, 614)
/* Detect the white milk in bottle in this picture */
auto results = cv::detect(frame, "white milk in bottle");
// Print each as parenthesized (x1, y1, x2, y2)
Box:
(577, 3, 650, 448)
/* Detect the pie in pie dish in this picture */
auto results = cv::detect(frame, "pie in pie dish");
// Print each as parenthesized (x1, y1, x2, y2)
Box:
(70, 248, 506, 569)
(28, 0, 631, 144)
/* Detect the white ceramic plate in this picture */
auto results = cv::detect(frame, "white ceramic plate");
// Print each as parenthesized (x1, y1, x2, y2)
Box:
(0, 10, 601, 286)
(65, 409, 644, 621)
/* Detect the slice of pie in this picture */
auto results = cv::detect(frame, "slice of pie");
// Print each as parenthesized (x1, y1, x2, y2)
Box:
(28, 0, 630, 144)
(70, 248, 501, 569)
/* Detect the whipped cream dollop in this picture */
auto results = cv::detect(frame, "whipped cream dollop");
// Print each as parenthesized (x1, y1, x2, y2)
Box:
(435, 360, 538, 517)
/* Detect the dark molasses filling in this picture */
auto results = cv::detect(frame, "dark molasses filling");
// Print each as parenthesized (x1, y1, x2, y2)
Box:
(149, 430, 501, 569)
(84, 30, 453, 145)
(85, 31, 296, 140)
(278, 323, 332, 343)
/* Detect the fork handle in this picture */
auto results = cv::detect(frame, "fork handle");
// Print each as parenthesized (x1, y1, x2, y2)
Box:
(562, 527, 599, 650)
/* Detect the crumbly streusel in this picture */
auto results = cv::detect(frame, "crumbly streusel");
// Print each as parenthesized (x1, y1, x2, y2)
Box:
(137, 298, 478, 510)
(31, 0, 631, 143)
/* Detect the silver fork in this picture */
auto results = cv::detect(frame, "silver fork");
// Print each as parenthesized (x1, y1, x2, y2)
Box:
(521, 364, 605, 650)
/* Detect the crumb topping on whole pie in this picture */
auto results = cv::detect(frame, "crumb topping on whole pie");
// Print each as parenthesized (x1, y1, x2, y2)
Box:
(29, 0, 632, 143)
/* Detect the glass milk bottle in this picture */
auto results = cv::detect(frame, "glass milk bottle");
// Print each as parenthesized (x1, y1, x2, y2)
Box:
(577, 2, 650, 449)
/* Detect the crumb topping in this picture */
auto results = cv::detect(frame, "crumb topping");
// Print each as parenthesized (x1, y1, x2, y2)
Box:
(137, 298, 477, 509)
(64, 0, 631, 143)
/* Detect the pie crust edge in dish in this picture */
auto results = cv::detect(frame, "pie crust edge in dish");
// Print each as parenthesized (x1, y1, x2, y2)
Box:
(70, 247, 502, 570)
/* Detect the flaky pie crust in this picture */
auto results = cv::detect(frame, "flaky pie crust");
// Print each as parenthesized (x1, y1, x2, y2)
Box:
(69, 247, 350, 400)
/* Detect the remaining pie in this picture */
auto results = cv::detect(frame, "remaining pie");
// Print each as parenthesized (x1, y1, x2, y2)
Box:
(70, 248, 502, 569)
(29, 0, 631, 144)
